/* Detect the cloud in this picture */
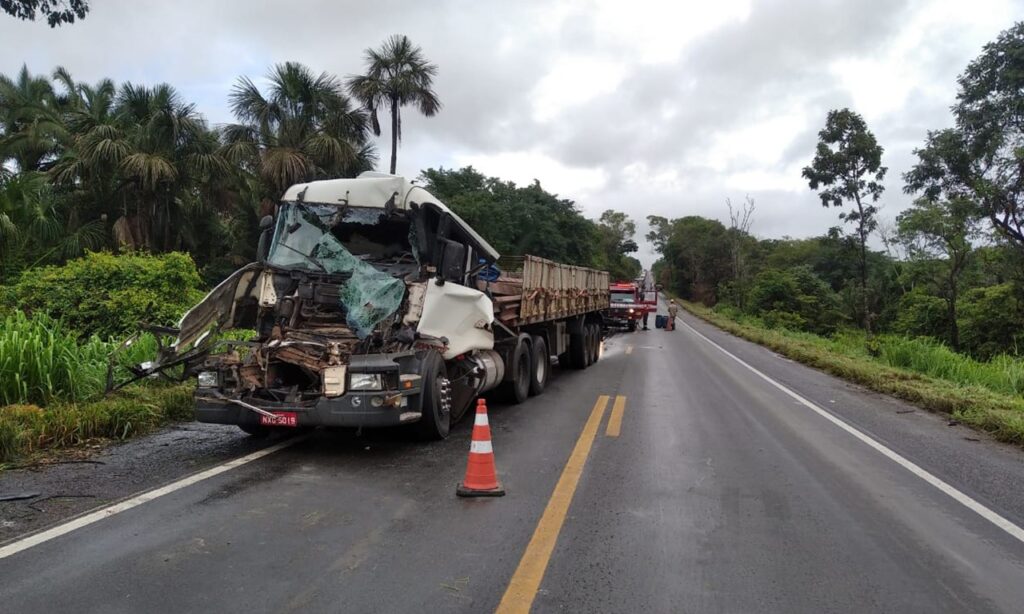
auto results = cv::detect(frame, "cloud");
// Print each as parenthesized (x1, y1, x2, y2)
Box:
(2, 0, 1021, 267)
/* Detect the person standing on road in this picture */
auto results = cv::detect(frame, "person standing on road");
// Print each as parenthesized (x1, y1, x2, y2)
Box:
(667, 300, 679, 331)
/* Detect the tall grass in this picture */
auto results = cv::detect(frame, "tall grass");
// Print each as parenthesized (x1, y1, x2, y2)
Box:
(0, 310, 157, 405)
(690, 301, 1024, 445)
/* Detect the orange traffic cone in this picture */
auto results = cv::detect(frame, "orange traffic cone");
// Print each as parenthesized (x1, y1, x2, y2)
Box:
(457, 398, 505, 497)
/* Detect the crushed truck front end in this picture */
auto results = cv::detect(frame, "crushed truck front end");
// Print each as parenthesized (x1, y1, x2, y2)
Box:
(127, 173, 499, 438)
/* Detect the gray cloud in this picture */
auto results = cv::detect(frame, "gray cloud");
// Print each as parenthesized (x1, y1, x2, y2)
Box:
(1, 0, 1020, 267)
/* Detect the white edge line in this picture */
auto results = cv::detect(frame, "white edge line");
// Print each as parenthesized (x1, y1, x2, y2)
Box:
(0, 435, 305, 560)
(680, 318, 1024, 545)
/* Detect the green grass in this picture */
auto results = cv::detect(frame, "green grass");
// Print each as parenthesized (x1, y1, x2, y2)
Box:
(0, 310, 159, 406)
(682, 301, 1024, 446)
(0, 310, 196, 465)
(0, 383, 193, 465)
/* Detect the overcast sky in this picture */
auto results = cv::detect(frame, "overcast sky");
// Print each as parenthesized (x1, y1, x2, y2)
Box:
(2, 0, 1021, 266)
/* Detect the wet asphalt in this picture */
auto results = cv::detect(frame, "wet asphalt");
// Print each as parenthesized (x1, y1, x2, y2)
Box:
(2, 307, 1024, 613)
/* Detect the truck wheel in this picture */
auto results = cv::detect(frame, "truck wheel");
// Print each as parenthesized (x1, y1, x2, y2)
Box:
(569, 329, 588, 370)
(529, 335, 549, 396)
(589, 323, 601, 364)
(582, 325, 594, 368)
(627, 320, 637, 332)
(503, 337, 532, 404)
(413, 350, 452, 440)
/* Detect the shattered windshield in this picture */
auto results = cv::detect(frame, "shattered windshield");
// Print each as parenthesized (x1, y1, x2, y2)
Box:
(267, 203, 409, 338)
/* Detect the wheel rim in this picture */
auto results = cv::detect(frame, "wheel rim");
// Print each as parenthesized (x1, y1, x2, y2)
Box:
(437, 375, 452, 423)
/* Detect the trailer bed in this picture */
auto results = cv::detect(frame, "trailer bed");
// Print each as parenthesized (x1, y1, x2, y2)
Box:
(479, 255, 609, 326)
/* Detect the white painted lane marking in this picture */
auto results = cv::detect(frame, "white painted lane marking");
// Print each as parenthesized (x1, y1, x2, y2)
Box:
(680, 318, 1024, 545)
(0, 435, 306, 560)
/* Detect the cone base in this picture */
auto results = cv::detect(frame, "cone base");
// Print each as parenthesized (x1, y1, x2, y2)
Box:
(456, 482, 506, 497)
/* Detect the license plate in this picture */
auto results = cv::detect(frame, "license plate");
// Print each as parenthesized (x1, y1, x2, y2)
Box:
(259, 411, 298, 427)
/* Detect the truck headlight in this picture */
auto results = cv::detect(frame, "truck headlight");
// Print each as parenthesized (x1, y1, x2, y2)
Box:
(628, 308, 635, 314)
(197, 371, 218, 388)
(349, 373, 383, 391)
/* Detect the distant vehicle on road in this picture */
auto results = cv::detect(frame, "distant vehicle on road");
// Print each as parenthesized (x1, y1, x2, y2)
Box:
(604, 281, 643, 332)
(119, 173, 609, 439)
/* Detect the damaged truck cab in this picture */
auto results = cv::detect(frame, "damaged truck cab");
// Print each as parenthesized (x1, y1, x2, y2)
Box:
(138, 172, 609, 439)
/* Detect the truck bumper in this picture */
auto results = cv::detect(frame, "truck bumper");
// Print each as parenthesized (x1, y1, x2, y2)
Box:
(194, 387, 425, 429)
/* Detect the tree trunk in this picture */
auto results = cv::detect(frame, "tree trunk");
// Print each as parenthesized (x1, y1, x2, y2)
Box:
(389, 98, 399, 174)
(854, 194, 871, 336)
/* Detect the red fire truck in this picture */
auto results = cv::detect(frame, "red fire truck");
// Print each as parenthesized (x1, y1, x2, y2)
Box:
(604, 282, 644, 332)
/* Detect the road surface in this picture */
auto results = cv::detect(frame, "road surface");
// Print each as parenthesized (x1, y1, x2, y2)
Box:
(3, 306, 1024, 613)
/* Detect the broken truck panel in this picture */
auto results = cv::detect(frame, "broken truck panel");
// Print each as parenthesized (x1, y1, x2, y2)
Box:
(134, 171, 609, 439)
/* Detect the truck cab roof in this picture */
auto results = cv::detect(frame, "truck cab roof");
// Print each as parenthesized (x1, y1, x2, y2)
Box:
(281, 172, 500, 262)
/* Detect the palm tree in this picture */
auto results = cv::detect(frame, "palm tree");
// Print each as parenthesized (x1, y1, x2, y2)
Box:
(347, 35, 440, 174)
(0, 64, 66, 172)
(223, 61, 375, 199)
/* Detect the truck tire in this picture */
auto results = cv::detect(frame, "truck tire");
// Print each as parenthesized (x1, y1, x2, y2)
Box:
(413, 350, 452, 440)
(569, 329, 588, 370)
(582, 325, 594, 368)
(589, 323, 601, 364)
(529, 335, 549, 396)
(503, 336, 532, 404)
(627, 320, 637, 332)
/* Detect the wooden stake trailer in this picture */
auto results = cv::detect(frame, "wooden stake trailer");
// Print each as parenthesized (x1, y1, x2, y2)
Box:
(473, 255, 610, 404)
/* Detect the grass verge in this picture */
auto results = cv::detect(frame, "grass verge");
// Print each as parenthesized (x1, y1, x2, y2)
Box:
(681, 301, 1024, 446)
(0, 383, 193, 466)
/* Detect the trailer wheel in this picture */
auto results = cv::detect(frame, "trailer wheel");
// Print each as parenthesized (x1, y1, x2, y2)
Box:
(589, 323, 601, 364)
(582, 325, 594, 368)
(503, 336, 532, 404)
(413, 350, 452, 440)
(569, 328, 588, 370)
(529, 335, 549, 396)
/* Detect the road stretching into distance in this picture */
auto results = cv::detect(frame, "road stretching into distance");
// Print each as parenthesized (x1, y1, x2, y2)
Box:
(3, 303, 1024, 613)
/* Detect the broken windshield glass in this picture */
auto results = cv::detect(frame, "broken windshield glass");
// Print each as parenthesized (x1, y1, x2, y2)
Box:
(267, 203, 406, 338)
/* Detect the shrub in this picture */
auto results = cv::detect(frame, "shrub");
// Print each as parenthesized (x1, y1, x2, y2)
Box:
(13, 251, 205, 339)
(959, 283, 1024, 359)
(746, 266, 842, 334)
(893, 290, 950, 340)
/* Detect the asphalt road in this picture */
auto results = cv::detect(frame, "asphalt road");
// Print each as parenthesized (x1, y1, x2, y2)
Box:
(3, 307, 1024, 613)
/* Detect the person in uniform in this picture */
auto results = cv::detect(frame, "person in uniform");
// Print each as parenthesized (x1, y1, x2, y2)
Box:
(667, 300, 679, 331)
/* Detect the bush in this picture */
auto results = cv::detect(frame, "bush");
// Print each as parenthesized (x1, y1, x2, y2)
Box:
(959, 283, 1024, 359)
(746, 266, 842, 334)
(13, 251, 205, 339)
(893, 290, 950, 340)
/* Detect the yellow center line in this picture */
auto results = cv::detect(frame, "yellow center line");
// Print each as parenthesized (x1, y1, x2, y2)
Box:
(625, 345, 634, 355)
(495, 395, 610, 614)
(605, 395, 627, 437)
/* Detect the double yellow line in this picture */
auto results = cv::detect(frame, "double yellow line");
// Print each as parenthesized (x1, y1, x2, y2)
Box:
(496, 394, 627, 613)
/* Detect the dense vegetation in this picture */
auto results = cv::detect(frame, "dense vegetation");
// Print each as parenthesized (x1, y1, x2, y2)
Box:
(421, 166, 641, 280)
(652, 22, 1024, 363)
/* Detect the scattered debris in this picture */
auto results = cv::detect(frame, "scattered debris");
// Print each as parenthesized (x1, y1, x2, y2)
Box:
(896, 409, 915, 414)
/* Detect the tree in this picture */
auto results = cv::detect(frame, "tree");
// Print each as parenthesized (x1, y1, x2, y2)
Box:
(945, 22, 1024, 249)
(223, 62, 374, 199)
(0, 64, 65, 172)
(802, 108, 886, 333)
(646, 215, 731, 303)
(595, 209, 641, 281)
(1, 0, 87, 27)
(725, 195, 756, 307)
(897, 197, 981, 350)
(348, 35, 440, 174)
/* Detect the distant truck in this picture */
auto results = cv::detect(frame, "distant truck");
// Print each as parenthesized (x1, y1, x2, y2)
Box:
(119, 173, 609, 439)
(603, 281, 643, 332)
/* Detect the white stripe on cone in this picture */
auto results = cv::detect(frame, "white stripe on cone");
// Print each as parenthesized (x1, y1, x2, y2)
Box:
(470, 440, 493, 454)
(475, 413, 489, 426)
